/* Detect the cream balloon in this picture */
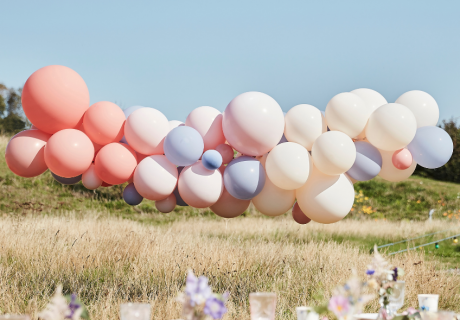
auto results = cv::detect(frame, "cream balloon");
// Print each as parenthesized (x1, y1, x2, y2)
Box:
(296, 164, 355, 224)
(265, 142, 311, 190)
(185, 106, 225, 151)
(210, 187, 250, 218)
(365, 103, 417, 151)
(252, 173, 296, 217)
(378, 149, 417, 182)
(311, 131, 356, 175)
(395, 90, 439, 128)
(351, 89, 388, 140)
(155, 194, 177, 213)
(284, 104, 326, 151)
(325, 92, 369, 138)
(133, 155, 178, 200)
(82, 163, 102, 190)
(169, 120, 184, 131)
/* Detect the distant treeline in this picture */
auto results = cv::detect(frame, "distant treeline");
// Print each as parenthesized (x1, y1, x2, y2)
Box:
(0, 84, 28, 134)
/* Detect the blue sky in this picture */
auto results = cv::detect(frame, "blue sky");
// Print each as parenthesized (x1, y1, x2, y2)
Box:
(1, 1, 459, 123)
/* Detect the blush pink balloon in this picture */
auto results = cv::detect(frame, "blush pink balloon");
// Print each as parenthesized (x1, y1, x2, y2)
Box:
(178, 161, 223, 208)
(44, 129, 94, 178)
(83, 101, 125, 145)
(82, 163, 103, 190)
(136, 152, 149, 163)
(5, 130, 52, 177)
(22, 65, 90, 134)
(94, 143, 138, 185)
(216, 144, 234, 164)
(392, 148, 413, 170)
(185, 106, 226, 151)
(210, 187, 250, 218)
(155, 193, 177, 213)
(292, 202, 311, 225)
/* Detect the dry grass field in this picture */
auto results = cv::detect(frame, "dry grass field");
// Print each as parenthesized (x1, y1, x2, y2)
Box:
(0, 213, 459, 319)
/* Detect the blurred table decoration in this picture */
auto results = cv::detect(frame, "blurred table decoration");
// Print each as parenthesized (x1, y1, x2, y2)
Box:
(38, 285, 89, 320)
(296, 306, 319, 320)
(249, 292, 277, 320)
(418, 295, 439, 312)
(120, 303, 150, 320)
(0, 315, 30, 320)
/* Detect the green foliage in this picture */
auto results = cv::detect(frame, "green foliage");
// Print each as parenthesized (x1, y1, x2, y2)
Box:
(0, 84, 26, 134)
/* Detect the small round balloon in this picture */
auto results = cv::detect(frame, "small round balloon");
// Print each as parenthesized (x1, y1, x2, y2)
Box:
(94, 143, 137, 185)
(185, 106, 225, 151)
(346, 141, 382, 181)
(292, 202, 311, 225)
(396, 90, 439, 128)
(123, 183, 143, 206)
(164, 126, 204, 166)
(215, 144, 234, 164)
(252, 173, 296, 217)
(155, 194, 177, 213)
(202, 150, 223, 170)
(83, 101, 125, 145)
(82, 164, 102, 190)
(407, 126, 453, 169)
(378, 149, 417, 182)
(51, 172, 82, 185)
(392, 148, 413, 170)
(210, 187, 250, 218)
(224, 156, 265, 200)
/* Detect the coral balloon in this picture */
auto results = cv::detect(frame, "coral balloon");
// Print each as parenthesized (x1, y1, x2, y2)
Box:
(296, 164, 355, 224)
(125, 108, 169, 155)
(392, 149, 413, 170)
(366, 103, 417, 151)
(224, 156, 266, 200)
(155, 194, 177, 213)
(5, 130, 51, 178)
(83, 101, 125, 145)
(22, 65, 90, 134)
(123, 183, 143, 206)
(216, 144, 234, 164)
(44, 129, 94, 178)
(210, 187, 250, 218)
(311, 131, 356, 175)
(51, 172, 82, 185)
(378, 149, 417, 182)
(292, 202, 311, 225)
(223, 92, 284, 156)
(284, 104, 327, 151)
(346, 141, 382, 181)
(82, 164, 102, 190)
(185, 106, 226, 151)
(351, 89, 388, 140)
(396, 90, 439, 128)
(252, 173, 296, 217)
(133, 155, 178, 200)
(265, 142, 312, 190)
(94, 143, 137, 185)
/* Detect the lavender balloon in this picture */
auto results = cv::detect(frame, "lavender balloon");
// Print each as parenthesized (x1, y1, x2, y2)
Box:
(346, 141, 382, 181)
(202, 150, 223, 170)
(407, 126, 453, 169)
(164, 126, 204, 166)
(224, 156, 265, 200)
(123, 183, 143, 206)
(51, 172, 82, 185)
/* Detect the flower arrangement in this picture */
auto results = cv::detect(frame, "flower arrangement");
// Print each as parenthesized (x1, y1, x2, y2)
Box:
(177, 270, 229, 320)
(38, 285, 89, 320)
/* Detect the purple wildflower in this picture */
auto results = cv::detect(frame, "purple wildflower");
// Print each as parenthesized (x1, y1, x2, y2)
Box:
(392, 267, 398, 281)
(366, 270, 375, 275)
(204, 296, 227, 319)
(66, 294, 81, 319)
(185, 270, 212, 306)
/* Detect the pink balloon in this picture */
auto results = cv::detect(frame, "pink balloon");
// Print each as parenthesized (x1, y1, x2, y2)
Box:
(392, 148, 413, 170)
(44, 129, 94, 178)
(83, 101, 125, 145)
(185, 106, 225, 151)
(94, 143, 137, 185)
(210, 187, 250, 218)
(216, 144, 234, 164)
(178, 161, 223, 208)
(155, 193, 177, 213)
(222, 92, 285, 156)
(136, 152, 149, 163)
(292, 202, 311, 225)
(5, 130, 51, 177)
(101, 181, 112, 187)
(82, 163, 102, 190)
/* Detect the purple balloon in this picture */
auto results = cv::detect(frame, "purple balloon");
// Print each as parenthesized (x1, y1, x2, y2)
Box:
(123, 183, 143, 206)
(51, 172, 82, 185)
(224, 156, 265, 200)
(174, 166, 188, 206)
(346, 141, 382, 181)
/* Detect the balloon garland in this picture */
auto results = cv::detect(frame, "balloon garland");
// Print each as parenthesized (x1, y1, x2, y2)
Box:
(5, 65, 454, 224)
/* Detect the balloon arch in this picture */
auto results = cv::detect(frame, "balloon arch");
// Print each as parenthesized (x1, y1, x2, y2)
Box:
(5, 65, 453, 224)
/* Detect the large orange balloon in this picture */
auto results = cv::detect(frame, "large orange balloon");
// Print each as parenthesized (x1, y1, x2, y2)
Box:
(210, 187, 250, 218)
(94, 143, 137, 185)
(22, 65, 90, 134)
(5, 130, 51, 177)
(44, 129, 94, 178)
(83, 101, 125, 145)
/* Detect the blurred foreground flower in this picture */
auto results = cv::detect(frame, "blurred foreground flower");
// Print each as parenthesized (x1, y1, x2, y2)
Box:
(38, 285, 88, 320)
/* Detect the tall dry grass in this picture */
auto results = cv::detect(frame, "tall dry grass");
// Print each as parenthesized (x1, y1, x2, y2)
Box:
(0, 214, 459, 319)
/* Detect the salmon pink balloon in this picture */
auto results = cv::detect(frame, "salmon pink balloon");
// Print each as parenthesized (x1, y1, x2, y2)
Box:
(292, 202, 311, 225)
(5, 130, 51, 178)
(223, 92, 285, 156)
(44, 129, 94, 178)
(155, 194, 177, 213)
(216, 144, 234, 164)
(185, 106, 225, 151)
(22, 65, 90, 134)
(101, 181, 112, 187)
(94, 143, 137, 185)
(392, 148, 413, 170)
(83, 101, 125, 145)
(82, 164, 102, 190)
(210, 187, 250, 218)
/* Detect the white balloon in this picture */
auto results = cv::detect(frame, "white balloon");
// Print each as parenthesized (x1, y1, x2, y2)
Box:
(169, 120, 184, 131)
(252, 173, 296, 217)
(82, 163, 102, 190)
(395, 90, 439, 128)
(284, 104, 327, 151)
(365, 103, 417, 151)
(296, 164, 355, 224)
(351, 89, 388, 140)
(185, 106, 225, 151)
(311, 131, 356, 175)
(265, 142, 312, 190)
(155, 193, 177, 213)
(325, 92, 370, 138)
(378, 149, 417, 182)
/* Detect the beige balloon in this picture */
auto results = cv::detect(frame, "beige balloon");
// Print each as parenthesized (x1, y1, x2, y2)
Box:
(344, 173, 358, 184)
(325, 92, 370, 138)
(252, 172, 296, 217)
(395, 90, 439, 128)
(311, 131, 356, 175)
(378, 149, 417, 182)
(210, 187, 250, 218)
(266, 142, 312, 190)
(365, 103, 417, 151)
(351, 89, 388, 140)
(155, 193, 177, 213)
(284, 104, 327, 150)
